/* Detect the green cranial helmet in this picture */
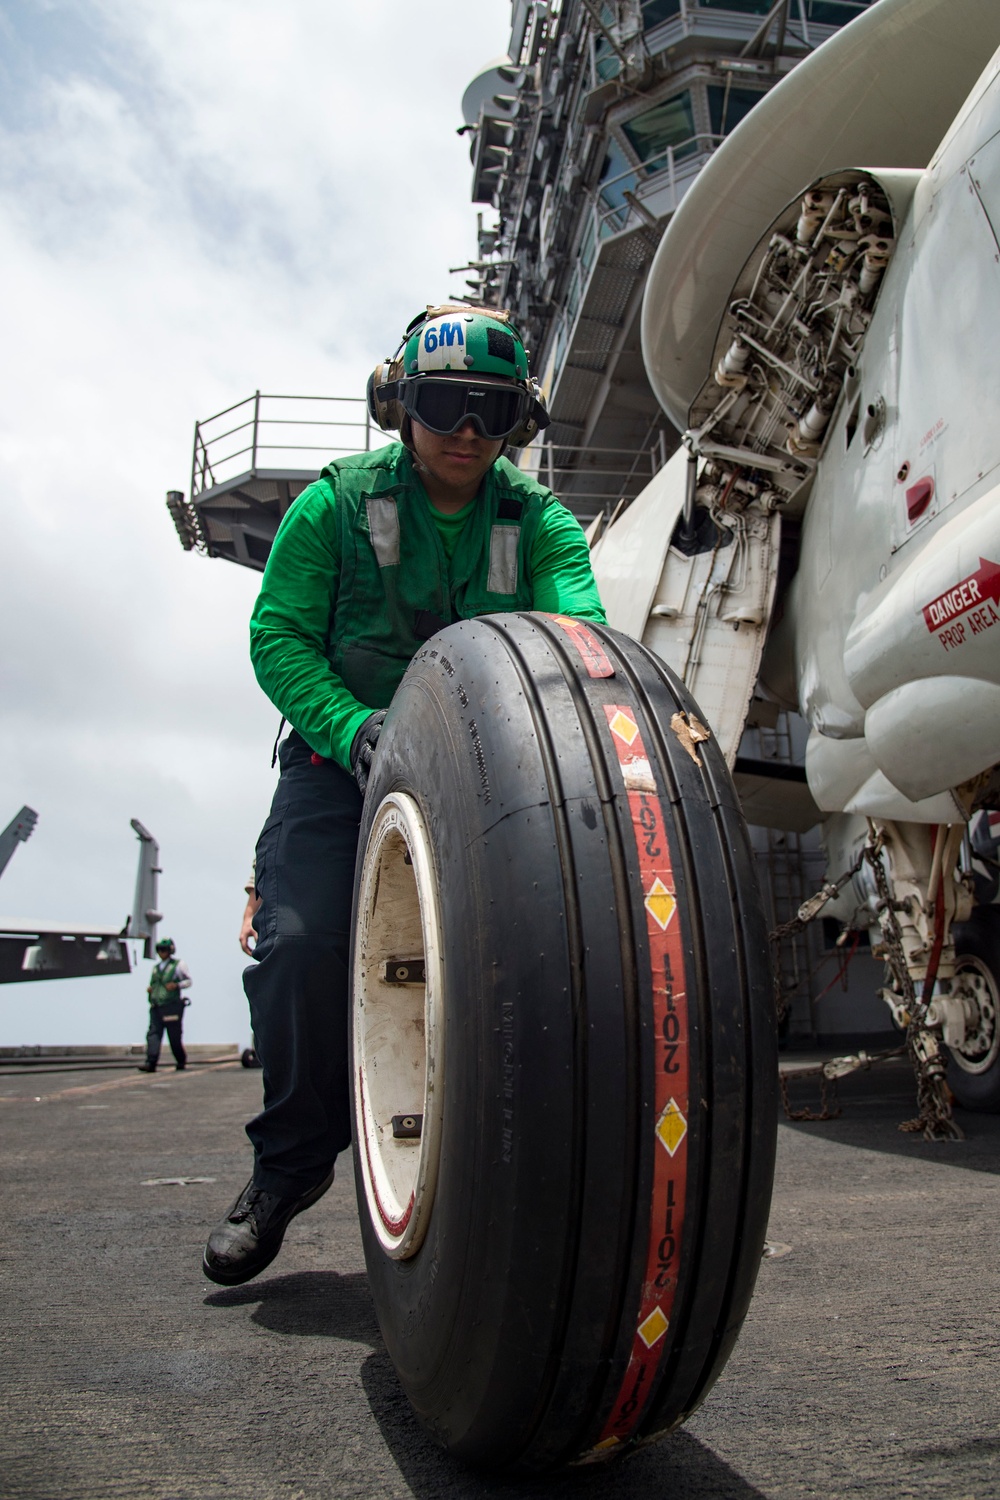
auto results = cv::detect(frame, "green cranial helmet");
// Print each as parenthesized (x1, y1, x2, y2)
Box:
(366, 304, 550, 448)
(156, 937, 175, 954)
(401, 307, 530, 380)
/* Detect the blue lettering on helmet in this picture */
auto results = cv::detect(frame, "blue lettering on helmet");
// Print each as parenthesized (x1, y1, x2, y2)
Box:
(423, 321, 465, 357)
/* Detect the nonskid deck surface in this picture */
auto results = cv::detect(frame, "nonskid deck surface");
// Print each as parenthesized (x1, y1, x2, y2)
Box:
(2, 1062, 998, 1500)
(0, 1045, 241, 1076)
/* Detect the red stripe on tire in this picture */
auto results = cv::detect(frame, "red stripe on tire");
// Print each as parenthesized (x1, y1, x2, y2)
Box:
(598, 704, 690, 1446)
(545, 615, 615, 678)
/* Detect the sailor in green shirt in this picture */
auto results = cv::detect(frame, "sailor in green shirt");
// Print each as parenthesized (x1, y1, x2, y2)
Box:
(204, 305, 606, 1286)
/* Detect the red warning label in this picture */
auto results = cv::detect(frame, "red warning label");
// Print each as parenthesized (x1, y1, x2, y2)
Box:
(922, 557, 1000, 633)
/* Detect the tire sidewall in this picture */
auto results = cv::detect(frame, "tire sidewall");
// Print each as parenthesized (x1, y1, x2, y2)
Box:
(349, 633, 578, 1448)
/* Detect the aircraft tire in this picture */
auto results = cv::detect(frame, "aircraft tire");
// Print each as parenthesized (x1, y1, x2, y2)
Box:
(946, 907, 1000, 1112)
(349, 613, 777, 1471)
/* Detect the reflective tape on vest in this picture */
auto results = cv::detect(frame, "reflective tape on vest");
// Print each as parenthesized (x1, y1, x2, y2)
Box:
(487, 525, 520, 594)
(366, 497, 400, 568)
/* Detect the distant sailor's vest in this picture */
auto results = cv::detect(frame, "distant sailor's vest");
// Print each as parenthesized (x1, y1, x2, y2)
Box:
(149, 960, 179, 1005)
(322, 446, 550, 709)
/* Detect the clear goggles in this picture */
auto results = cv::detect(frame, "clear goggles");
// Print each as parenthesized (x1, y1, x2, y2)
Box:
(398, 377, 535, 440)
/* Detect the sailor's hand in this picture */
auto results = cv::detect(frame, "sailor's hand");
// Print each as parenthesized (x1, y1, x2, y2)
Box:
(350, 710, 387, 796)
(166, 981, 178, 990)
(240, 893, 261, 956)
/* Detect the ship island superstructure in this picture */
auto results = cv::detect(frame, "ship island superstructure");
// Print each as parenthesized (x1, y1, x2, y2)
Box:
(454, 0, 875, 526)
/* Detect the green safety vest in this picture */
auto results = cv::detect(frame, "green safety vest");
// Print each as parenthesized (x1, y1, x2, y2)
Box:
(149, 960, 179, 1005)
(325, 446, 545, 710)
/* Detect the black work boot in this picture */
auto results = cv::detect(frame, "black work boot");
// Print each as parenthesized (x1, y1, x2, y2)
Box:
(202, 1168, 335, 1286)
(136, 1061, 156, 1073)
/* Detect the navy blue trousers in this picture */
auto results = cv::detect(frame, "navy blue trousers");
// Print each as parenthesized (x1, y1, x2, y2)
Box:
(146, 1005, 186, 1069)
(244, 731, 363, 1196)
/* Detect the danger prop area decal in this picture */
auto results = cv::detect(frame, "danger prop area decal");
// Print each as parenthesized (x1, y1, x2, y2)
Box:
(596, 704, 689, 1450)
(922, 557, 1000, 650)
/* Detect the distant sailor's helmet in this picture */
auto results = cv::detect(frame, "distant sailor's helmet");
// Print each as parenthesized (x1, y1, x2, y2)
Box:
(367, 305, 550, 449)
(155, 937, 175, 954)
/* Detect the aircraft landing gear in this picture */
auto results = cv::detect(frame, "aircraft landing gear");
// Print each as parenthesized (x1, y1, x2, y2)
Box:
(866, 821, 967, 1140)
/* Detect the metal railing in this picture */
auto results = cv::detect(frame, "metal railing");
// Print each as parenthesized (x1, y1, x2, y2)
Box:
(186, 395, 668, 527)
(519, 436, 669, 517)
(595, 131, 721, 236)
(544, 132, 720, 378)
(191, 392, 375, 498)
(657, 0, 873, 39)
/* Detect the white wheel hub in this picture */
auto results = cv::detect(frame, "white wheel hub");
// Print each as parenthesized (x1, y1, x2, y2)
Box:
(353, 793, 445, 1258)
(948, 955, 1000, 1075)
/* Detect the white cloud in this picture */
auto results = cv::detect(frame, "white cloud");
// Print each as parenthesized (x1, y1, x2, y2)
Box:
(0, 0, 510, 1046)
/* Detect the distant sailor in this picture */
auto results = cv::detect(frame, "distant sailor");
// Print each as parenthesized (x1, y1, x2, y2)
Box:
(137, 937, 191, 1073)
(202, 304, 606, 1285)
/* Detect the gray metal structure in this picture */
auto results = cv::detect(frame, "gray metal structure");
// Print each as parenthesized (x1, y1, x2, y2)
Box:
(0, 807, 38, 882)
(454, 0, 874, 525)
(0, 815, 163, 984)
(167, 393, 378, 571)
(126, 819, 162, 960)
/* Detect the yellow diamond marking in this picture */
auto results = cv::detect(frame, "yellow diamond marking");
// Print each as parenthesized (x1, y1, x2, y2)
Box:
(637, 1306, 669, 1348)
(656, 1097, 688, 1156)
(609, 709, 639, 745)
(644, 876, 676, 931)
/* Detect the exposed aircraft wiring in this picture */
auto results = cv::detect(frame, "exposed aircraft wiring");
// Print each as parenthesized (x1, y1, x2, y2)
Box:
(686, 171, 896, 524)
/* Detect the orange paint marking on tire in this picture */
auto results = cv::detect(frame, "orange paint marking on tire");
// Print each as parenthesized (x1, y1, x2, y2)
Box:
(597, 703, 690, 1445)
(546, 615, 615, 678)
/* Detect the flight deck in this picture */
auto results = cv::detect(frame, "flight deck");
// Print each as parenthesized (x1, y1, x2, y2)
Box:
(3, 1054, 998, 1499)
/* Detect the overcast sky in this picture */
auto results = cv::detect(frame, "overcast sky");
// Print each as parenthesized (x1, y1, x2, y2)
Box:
(0, 0, 512, 1049)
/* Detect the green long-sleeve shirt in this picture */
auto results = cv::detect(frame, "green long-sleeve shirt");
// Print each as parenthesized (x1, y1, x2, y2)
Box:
(250, 443, 606, 770)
